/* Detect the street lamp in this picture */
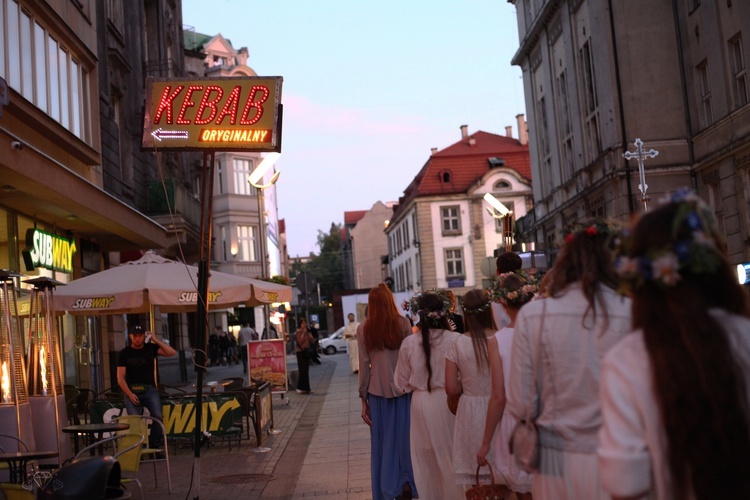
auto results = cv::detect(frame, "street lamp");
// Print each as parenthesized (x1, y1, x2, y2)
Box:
(249, 153, 280, 339)
(483, 193, 514, 252)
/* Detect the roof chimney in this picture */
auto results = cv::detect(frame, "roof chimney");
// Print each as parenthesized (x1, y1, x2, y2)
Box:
(505, 126, 513, 138)
(516, 114, 528, 145)
(460, 124, 468, 139)
(431, 147, 438, 155)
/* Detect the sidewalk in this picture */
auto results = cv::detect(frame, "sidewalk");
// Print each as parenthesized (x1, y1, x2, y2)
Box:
(138, 352, 372, 499)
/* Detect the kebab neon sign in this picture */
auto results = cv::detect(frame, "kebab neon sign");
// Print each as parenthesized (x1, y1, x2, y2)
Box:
(142, 76, 283, 151)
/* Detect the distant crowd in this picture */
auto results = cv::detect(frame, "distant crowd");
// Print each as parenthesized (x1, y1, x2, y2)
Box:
(348, 188, 750, 500)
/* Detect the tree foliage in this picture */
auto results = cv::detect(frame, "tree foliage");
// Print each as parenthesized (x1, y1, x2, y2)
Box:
(291, 222, 344, 303)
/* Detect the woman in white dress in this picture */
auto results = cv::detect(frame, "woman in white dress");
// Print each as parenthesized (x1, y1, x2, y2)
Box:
(506, 219, 632, 500)
(395, 292, 463, 500)
(446, 289, 498, 486)
(598, 188, 750, 500)
(477, 273, 535, 499)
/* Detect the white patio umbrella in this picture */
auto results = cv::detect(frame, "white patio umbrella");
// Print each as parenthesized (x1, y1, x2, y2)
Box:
(53, 251, 291, 315)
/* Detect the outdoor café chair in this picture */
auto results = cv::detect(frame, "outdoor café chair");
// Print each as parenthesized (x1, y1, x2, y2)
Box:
(74, 431, 145, 499)
(114, 414, 172, 493)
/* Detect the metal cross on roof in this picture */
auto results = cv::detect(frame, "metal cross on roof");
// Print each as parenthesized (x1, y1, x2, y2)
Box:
(623, 138, 659, 211)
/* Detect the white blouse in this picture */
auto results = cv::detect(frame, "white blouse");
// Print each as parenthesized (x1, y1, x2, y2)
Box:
(394, 329, 458, 393)
(598, 309, 750, 499)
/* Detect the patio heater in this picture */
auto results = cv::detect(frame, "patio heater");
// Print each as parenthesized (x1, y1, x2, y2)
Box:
(0, 271, 35, 452)
(25, 277, 72, 465)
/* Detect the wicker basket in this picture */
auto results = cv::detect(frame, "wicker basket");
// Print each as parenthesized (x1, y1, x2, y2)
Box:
(465, 463, 512, 500)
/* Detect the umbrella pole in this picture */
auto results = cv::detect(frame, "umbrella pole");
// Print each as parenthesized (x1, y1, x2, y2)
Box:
(192, 150, 215, 499)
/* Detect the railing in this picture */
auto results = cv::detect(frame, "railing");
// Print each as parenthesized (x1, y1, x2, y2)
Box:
(147, 179, 202, 228)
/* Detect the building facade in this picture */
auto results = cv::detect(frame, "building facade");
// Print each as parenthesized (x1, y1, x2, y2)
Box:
(184, 31, 285, 332)
(341, 201, 394, 290)
(0, 0, 192, 393)
(387, 123, 532, 297)
(510, 0, 750, 265)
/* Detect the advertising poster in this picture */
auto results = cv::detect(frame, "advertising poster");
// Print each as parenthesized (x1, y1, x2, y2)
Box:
(248, 339, 287, 394)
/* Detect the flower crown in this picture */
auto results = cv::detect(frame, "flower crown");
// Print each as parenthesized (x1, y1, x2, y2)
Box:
(614, 188, 722, 294)
(462, 298, 493, 315)
(402, 290, 452, 325)
(563, 219, 618, 245)
(491, 272, 539, 306)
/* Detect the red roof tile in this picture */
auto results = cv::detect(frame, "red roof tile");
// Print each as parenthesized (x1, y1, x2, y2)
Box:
(391, 131, 531, 223)
(344, 210, 367, 226)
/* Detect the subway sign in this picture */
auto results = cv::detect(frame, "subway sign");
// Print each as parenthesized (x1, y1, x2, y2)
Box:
(142, 76, 283, 152)
(22, 228, 77, 273)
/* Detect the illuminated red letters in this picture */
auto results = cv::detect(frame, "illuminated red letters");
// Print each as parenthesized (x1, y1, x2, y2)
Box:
(153, 84, 268, 126)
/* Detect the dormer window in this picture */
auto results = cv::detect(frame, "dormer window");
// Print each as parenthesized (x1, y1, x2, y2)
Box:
(441, 171, 452, 183)
(493, 180, 511, 191)
(488, 157, 505, 168)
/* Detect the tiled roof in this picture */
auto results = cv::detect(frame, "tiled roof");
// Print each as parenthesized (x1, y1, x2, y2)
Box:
(391, 130, 531, 222)
(344, 210, 367, 226)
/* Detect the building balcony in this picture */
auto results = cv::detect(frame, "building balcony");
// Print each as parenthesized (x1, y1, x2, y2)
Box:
(146, 179, 201, 246)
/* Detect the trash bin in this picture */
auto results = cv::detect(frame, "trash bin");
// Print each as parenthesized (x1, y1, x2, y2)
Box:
(36, 456, 130, 499)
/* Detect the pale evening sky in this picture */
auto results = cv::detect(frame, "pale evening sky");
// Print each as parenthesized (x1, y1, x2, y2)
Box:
(181, 0, 526, 257)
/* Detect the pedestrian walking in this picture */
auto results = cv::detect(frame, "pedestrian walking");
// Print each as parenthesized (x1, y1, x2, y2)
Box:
(358, 283, 417, 500)
(446, 289, 499, 486)
(598, 188, 750, 500)
(294, 319, 314, 394)
(394, 291, 462, 500)
(237, 322, 255, 374)
(507, 218, 631, 499)
(343, 313, 360, 373)
(477, 272, 535, 499)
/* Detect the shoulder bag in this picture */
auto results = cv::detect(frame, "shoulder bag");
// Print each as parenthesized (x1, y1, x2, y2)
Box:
(509, 301, 545, 473)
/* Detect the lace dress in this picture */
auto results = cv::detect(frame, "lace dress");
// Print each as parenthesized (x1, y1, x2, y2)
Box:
(446, 333, 498, 485)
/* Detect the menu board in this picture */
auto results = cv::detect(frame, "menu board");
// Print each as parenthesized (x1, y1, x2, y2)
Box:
(247, 339, 287, 394)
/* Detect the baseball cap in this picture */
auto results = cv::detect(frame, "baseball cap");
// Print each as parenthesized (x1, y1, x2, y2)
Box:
(130, 325, 146, 335)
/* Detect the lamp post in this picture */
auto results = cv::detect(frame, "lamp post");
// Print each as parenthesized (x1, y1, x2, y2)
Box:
(249, 153, 280, 339)
(483, 193, 514, 252)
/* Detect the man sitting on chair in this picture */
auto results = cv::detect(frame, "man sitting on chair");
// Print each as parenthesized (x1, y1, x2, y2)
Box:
(117, 325, 176, 448)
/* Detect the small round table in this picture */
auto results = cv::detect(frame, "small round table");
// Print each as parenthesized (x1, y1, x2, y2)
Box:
(0, 450, 58, 483)
(62, 423, 130, 455)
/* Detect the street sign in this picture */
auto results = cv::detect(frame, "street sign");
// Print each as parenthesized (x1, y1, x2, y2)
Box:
(141, 76, 283, 152)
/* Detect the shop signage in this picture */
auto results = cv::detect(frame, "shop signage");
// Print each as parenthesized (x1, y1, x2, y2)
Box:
(22, 228, 76, 273)
(248, 339, 288, 394)
(141, 76, 283, 152)
(91, 395, 243, 438)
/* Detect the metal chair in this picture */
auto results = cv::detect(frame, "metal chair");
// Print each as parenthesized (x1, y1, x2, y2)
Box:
(74, 432, 145, 499)
(63, 385, 81, 425)
(114, 414, 172, 493)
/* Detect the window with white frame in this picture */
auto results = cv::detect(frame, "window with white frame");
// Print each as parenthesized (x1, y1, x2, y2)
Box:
(697, 60, 713, 128)
(233, 159, 258, 196)
(236, 225, 258, 261)
(1, 0, 91, 142)
(441, 206, 461, 235)
(730, 35, 748, 109)
(579, 39, 601, 162)
(444, 248, 464, 278)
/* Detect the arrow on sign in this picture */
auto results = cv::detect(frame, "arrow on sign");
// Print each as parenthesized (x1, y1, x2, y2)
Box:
(151, 128, 189, 141)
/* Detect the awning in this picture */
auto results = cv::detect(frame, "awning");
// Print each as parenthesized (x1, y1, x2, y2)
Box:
(0, 131, 170, 251)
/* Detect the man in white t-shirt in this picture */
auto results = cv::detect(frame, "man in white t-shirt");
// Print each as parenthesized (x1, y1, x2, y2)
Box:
(237, 322, 255, 374)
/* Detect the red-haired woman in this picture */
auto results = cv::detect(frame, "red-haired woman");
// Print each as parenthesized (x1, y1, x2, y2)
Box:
(358, 283, 417, 499)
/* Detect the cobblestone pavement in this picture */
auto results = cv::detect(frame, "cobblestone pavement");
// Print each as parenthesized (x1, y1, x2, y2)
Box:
(137, 352, 371, 499)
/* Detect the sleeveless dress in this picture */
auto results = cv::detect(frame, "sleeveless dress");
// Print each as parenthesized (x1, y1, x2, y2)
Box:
(446, 333, 498, 485)
(493, 327, 532, 493)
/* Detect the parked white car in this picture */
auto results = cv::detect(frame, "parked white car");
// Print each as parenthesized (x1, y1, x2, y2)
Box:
(319, 326, 348, 355)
